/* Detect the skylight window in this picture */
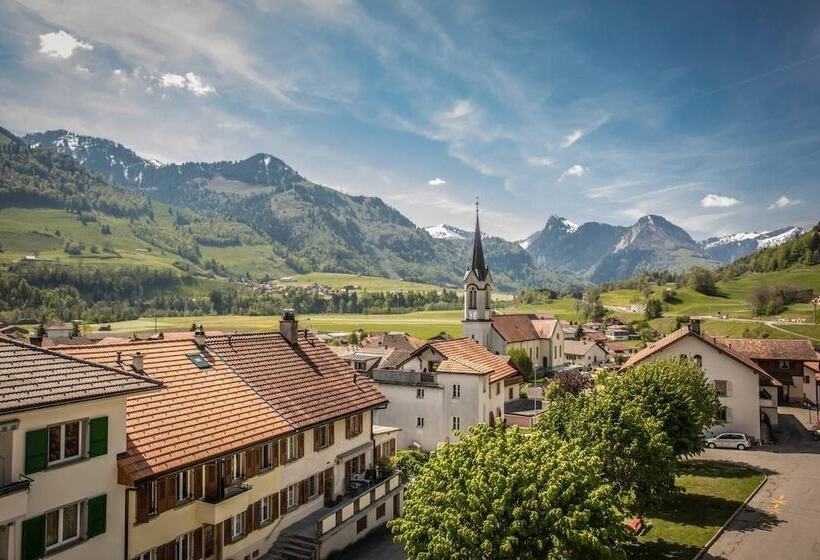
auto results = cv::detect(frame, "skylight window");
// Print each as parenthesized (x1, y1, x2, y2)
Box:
(188, 353, 211, 369)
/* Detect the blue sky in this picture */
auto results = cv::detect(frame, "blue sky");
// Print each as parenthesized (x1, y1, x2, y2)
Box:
(1, 1, 818, 240)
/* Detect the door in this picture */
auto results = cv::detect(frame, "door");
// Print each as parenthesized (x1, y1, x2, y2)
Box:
(323, 467, 334, 506)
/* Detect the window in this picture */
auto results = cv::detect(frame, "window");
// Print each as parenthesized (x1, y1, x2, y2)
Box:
(416, 388, 425, 399)
(177, 469, 194, 502)
(348, 414, 363, 437)
(260, 495, 273, 523)
(496, 383, 500, 396)
(354, 361, 367, 372)
(286, 435, 299, 461)
(45, 502, 81, 550)
(428, 361, 439, 372)
(134, 549, 158, 560)
(693, 355, 702, 367)
(48, 420, 82, 465)
(148, 480, 158, 516)
(416, 417, 424, 428)
(316, 425, 330, 449)
(717, 406, 729, 422)
(805, 376, 811, 384)
(357, 516, 368, 533)
(187, 353, 211, 369)
(231, 513, 244, 539)
(779, 360, 790, 370)
(260, 443, 273, 470)
(232, 452, 245, 480)
(176, 532, 194, 560)
(714, 380, 728, 397)
(286, 484, 297, 509)
(376, 503, 386, 519)
(508, 388, 513, 400)
(452, 384, 461, 399)
(307, 474, 319, 498)
(468, 288, 477, 309)
(451, 417, 461, 431)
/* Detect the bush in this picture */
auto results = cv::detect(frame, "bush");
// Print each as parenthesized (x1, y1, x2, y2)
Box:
(686, 267, 718, 295)
(507, 347, 533, 375)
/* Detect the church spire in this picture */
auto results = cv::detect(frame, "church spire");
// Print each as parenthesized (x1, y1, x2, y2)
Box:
(471, 197, 488, 281)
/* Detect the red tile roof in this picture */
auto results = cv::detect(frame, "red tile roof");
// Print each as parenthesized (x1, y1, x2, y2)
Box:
(491, 314, 558, 342)
(621, 327, 781, 386)
(582, 331, 609, 343)
(206, 331, 388, 430)
(403, 337, 521, 383)
(58, 338, 291, 483)
(0, 336, 161, 415)
(714, 338, 817, 361)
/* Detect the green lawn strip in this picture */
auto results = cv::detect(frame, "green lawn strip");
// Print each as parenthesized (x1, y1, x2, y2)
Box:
(628, 460, 764, 560)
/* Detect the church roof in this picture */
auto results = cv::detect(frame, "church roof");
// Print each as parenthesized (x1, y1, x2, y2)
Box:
(470, 210, 489, 281)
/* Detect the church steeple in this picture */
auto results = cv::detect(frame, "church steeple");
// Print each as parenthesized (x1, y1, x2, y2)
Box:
(470, 199, 488, 281)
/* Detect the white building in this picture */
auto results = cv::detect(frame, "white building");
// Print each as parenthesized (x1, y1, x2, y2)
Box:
(372, 338, 522, 451)
(0, 336, 161, 560)
(622, 320, 781, 442)
(564, 339, 609, 368)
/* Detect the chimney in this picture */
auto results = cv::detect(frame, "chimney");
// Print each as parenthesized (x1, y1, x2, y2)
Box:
(194, 325, 206, 348)
(29, 336, 43, 347)
(132, 351, 144, 373)
(280, 309, 298, 344)
(689, 318, 701, 336)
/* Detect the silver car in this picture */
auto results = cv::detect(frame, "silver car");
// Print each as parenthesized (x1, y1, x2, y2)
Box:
(706, 432, 751, 450)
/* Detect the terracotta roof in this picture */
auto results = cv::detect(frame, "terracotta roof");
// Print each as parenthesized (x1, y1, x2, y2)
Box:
(714, 338, 817, 361)
(0, 336, 161, 415)
(564, 340, 601, 356)
(582, 332, 609, 343)
(604, 342, 632, 353)
(491, 315, 540, 342)
(58, 338, 292, 483)
(406, 338, 521, 383)
(621, 327, 781, 386)
(532, 318, 559, 339)
(206, 331, 388, 430)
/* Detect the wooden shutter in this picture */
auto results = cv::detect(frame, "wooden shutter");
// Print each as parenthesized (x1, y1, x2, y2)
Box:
(223, 519, 232, 545)
(297, 433, 305, 459)
(298, 480, 307, 505)
(193, 527, 203, 560)
(156, 544, 167, 560)
(279, 489, 288, 515)
(253, 501, 261, 529)
(345, 417, 352, 438)
(271, 492, 280, 520)
(279, 440, 287, 465)
(246, 448, 258, 479)
(167, 476, 177, 509)
(136, 485, 149, 523)
(317, 471, 324, 495)
(156, 476, 168, 514)
(21, 515, 45, 560)
(245, 505, 253, 535)
(87, 494, 107, 538)
(272, 442, 279, 468)
(193, 467, 203, 499)
(225, 456, 234, 482)
(24, 428, 48, 474)
(328, 423, 335, 446)
(205, 462, 218, 501)
(375, 446, 381, 460)
(313, 428, 320, 452)
(344, 460, 352, 485)
(389, 439, 396, 456)
(89, 416, 108, 458)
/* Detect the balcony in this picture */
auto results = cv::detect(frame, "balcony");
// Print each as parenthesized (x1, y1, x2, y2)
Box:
(193, 483, 251, 526)
(316, 473, 401, 537)
(0, 479, 30, 524)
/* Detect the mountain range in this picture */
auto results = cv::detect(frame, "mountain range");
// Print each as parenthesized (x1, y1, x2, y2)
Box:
(9, 127, 804, 286)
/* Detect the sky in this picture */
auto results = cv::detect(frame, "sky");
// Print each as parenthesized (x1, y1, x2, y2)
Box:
(1, 1, 819, 241)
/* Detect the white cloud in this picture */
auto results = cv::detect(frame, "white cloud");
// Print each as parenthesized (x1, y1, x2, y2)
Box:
(768, 196, 798, 209)
(558, 164, 585, 182)
(38, 30, 93, 59)
(442, 99, 474, 120)
(524, 155, 553, 167)
(700, 193, 741, 208)
(561, 129, 583, 148)
(74, 65, 90, 74)
(158, 72, 215, 96)
(427, 177, 446, 186)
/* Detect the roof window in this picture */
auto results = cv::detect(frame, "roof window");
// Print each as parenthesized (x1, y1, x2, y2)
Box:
(188, 353, 211, 369)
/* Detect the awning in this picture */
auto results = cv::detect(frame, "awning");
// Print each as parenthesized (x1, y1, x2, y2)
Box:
(336, 442, 371, 464)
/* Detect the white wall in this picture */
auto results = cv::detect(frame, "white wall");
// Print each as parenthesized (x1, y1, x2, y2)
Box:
(803, 365, 818, 405)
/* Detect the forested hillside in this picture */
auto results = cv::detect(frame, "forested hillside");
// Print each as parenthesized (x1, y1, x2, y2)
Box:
(720, 223, 820, 278)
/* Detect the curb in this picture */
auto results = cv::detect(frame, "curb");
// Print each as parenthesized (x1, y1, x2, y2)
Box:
(692, 471, 768, 560)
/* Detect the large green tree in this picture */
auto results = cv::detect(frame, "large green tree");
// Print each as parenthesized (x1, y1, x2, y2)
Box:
(390, 425, 628, 560)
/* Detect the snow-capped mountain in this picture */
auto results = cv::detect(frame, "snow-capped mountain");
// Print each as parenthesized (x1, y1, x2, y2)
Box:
(700, 226, 806, 262)
(424, 224, 469, 240)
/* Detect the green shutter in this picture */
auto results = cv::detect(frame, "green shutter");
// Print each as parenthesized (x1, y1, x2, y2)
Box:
(21, 515, 45, 560)
(87, 494, 107, 538)
(89, 416, 108, 458)
(25, 429, 48, 474)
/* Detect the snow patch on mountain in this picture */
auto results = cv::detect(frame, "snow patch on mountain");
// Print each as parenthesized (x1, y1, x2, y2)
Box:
(425, 224, 469, 240)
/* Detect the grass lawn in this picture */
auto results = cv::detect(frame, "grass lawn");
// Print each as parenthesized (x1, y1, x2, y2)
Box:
(628, 460, 764, 560)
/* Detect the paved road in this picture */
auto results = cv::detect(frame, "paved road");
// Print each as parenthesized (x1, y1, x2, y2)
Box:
(703, 408, 820, 560)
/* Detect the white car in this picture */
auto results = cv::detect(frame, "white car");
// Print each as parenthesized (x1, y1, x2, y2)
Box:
(706, 432, 751, 450)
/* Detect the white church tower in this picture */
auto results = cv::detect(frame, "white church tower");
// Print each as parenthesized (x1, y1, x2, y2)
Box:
(462, 199, 493, 348)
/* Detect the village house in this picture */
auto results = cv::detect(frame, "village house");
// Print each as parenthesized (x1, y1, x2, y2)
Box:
(371, 338, 522, 451)
(713, 337, 818, 404)
(0, 336, 161, 560)
(461, 208, 565, 370)
(622, 320, 782, 442)
(57, 313, 402, 560)
(564, 339, 610, 368)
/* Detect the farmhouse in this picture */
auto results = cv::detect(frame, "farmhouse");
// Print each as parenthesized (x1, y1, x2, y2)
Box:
(564, 339, 610, 368)
(622, 320, 781, 442)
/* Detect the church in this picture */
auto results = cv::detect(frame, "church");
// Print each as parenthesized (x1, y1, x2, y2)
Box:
(462, 206, 566, 372)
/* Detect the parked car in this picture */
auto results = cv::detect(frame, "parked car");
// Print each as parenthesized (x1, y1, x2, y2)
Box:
(706, 432, 751, 450)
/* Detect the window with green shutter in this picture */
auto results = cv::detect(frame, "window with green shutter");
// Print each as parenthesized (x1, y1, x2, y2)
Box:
(25, 429, 48, 474)
(87, 494, 107, 538)
(89, 417, 108, 458)
(21, 515, 45, 560)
